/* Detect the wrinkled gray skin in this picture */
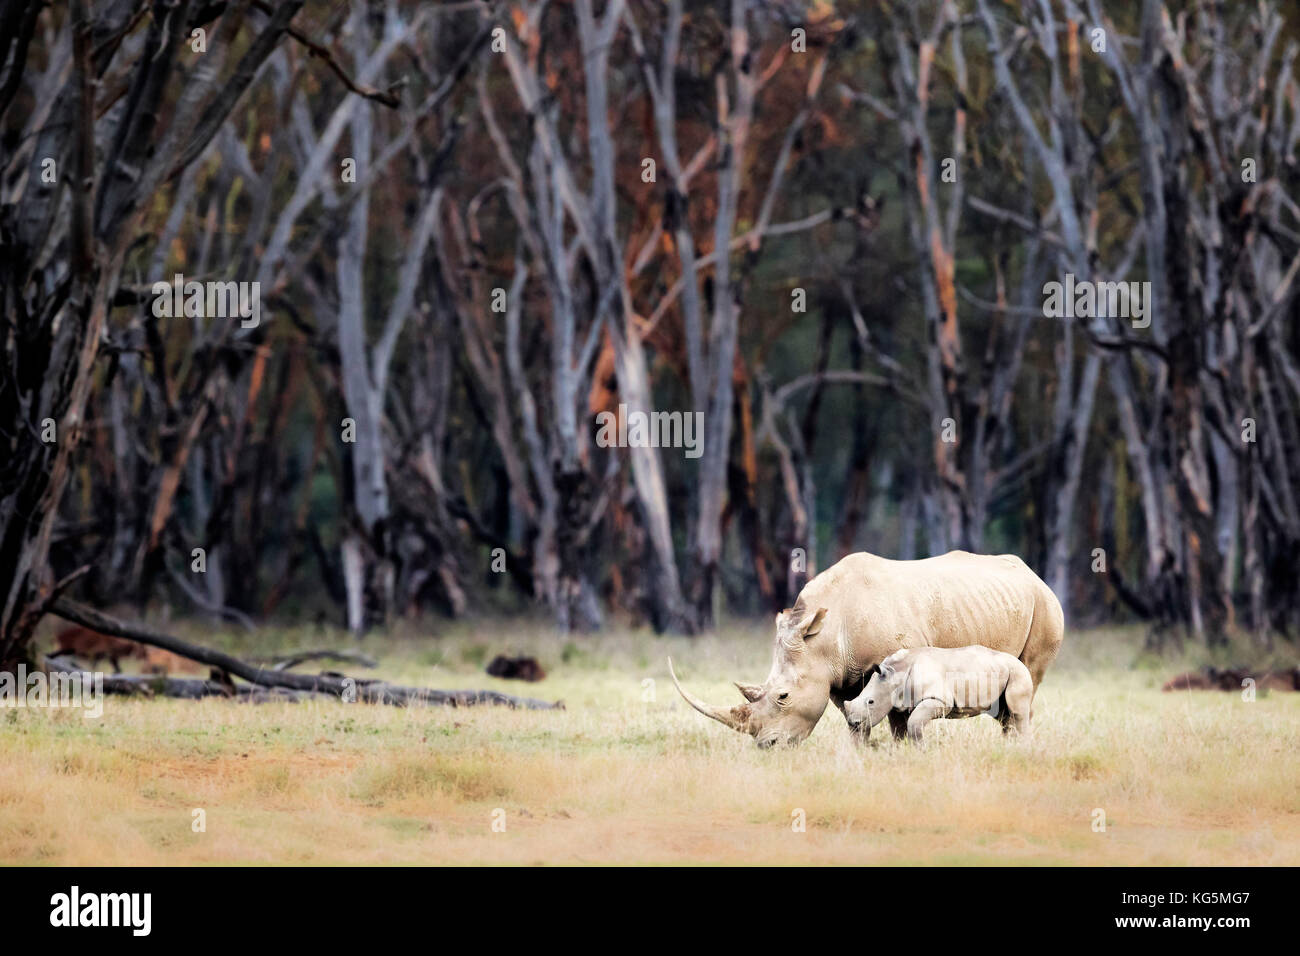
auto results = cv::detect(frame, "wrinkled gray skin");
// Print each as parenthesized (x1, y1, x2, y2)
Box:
(843, 646, 1034, 741)
(669, 551, 1064, 748)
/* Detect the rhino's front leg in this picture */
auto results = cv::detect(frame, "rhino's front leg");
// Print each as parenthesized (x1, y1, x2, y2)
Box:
(906, 700, 946, 742)
(887, 710, 909, 740)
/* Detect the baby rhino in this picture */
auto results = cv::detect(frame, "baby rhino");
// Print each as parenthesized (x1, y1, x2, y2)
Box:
(845, 645, 1033, 742)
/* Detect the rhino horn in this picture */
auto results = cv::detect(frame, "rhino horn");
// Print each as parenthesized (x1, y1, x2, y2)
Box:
(668, 658, 752, 734)
(734, 681, 764, 703)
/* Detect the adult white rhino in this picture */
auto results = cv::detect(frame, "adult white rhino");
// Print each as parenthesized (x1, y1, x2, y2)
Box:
(669, 550, 1064, 748)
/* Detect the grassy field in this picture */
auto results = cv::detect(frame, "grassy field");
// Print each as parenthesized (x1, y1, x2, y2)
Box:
(2, 619, 1298, 865)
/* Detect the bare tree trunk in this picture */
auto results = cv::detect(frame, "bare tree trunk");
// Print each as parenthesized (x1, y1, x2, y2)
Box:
(335, 49, 391, 636)
(0, 0, 102, 668)
(1043, 350, 1102, 616)
(577, 0, 689, 631)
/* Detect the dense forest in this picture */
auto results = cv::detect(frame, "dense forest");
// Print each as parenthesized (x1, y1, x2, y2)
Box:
(4, 0, 1300, 668)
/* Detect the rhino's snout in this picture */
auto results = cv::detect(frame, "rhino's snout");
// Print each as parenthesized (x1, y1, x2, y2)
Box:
(843, 699, 868, 727)
(756, 733, 799, 750)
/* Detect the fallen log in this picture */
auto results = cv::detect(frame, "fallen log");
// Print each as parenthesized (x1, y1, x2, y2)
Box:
(50, 599, 563, 710)
(43, 658, 322, 702)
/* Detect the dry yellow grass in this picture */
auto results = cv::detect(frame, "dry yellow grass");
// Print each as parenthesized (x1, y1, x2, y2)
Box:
(2, 620, 1297, 864)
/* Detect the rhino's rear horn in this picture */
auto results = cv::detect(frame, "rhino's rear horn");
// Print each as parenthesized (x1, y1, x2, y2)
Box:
(667, 658, 753, 735)
(734, 681, 763, 703)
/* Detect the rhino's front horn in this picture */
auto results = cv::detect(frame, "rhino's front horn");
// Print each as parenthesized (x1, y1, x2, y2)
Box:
(667, 658, 753, 734)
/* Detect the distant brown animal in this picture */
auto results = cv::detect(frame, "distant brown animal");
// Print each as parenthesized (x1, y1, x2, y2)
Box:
(486, 655, 546, 682)
(208, 668, 237, 695)
(53, 625, 148, 673)
(142, 647, 202, 675)
(1162, 667, 1300, 693)
(1162, 671, 1218, 691)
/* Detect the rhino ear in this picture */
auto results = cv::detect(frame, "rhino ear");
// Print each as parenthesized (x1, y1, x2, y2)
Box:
(878, 651, 903, 679)
(798, 607, 828, 640)
(879, 649, 908, 679)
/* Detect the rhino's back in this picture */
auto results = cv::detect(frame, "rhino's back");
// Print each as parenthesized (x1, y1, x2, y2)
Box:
(797, 551, 1043, 672)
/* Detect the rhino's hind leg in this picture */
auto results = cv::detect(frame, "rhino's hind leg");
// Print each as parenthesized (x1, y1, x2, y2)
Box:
(996, 696, 1012, 733)
(906, 701, 945, 742)
(1003, 669, 1034, 736)
(1020, 583, 1065, 720)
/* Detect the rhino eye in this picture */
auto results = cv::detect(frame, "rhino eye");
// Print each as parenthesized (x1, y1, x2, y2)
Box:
(777, 692, 790, 703)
